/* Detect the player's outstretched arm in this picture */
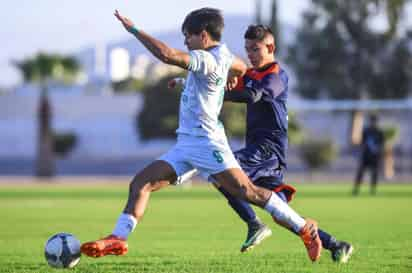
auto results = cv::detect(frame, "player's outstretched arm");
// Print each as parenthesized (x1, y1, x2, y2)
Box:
(114, 10, 190, 69)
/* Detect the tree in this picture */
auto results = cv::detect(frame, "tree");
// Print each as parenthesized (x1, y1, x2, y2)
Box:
(14, 53, 80, 177)
(288, 112, 304, 146)
(220, 102, 246, 138)
(255, 0, 263, 24)
(138, 74, 182, 140)
(254, 0, 282, 55)
(300, 137, 338, 177)
(270, 0, 281, 55)
(111, 77, 145, 93)
(288, 0, 412, 100)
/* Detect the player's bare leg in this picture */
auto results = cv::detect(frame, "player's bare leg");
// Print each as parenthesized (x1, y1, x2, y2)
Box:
(123, 160, 177, 220)
(212, 168, 322, 261)
(81, 160, 177, 258)
(212, 168, 271, 207)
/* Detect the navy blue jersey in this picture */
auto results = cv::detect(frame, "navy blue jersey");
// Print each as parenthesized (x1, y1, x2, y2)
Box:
(225, 62, 289, 178)
(361, 126, 384, 164)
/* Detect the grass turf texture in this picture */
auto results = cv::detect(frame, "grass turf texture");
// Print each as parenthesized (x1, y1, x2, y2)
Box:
(0, 183, 411, 273)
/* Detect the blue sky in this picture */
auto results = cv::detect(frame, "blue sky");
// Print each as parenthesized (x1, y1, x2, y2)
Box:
(1, 0, 411, 87)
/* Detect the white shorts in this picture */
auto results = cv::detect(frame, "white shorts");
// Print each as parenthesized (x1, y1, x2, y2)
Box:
(158, 134, 240, 183)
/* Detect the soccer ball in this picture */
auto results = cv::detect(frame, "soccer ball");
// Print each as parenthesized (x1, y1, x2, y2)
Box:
(44, 233, 81, 268)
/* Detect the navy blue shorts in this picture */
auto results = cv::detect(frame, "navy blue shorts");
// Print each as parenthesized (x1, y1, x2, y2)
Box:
(234, 145, 284, 186)
(234, 145, 296, 202)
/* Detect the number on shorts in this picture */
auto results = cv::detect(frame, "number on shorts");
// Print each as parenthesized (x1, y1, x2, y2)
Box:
(213, 150, 224, 163)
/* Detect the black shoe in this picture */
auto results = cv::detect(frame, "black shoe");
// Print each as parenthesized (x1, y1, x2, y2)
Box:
(240, 223, 272, 253)
(331, 241, 354, 263)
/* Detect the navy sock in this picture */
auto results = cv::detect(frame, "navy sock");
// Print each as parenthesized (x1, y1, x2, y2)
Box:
(318, 229, 337, 250)
(217, 186, 257, 224)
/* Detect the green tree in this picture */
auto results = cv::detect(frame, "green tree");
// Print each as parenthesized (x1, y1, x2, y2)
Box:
(220, 102, 246, 138)
(300, 138, 338, 175)
(112, 77, 146, 93)
(288, 0, 412, 100)
(138, 75, 182, 140)
(288, 112, 304, 146)
(14, 53, 80, 177)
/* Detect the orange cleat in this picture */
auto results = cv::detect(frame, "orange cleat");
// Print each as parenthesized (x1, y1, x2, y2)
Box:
(299, 219, 322, 262)
(81, 235, 128, 258)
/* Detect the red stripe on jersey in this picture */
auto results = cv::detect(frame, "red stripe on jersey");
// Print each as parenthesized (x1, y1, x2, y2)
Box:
(246, 62, 280, 81)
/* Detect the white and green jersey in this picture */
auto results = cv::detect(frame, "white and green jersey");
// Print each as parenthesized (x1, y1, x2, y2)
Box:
(176, 43, 234, 139)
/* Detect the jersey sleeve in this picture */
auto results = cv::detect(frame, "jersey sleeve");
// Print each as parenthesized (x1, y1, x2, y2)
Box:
(224, 89, 255, 103)
(188, 50, 217, 75)
(225, 73, 285, 103)
(260, 73, 285, 99)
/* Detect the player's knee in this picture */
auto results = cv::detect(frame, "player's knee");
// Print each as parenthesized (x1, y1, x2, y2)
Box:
(238, 184, 261, 204)
(129, 177, 152, 195)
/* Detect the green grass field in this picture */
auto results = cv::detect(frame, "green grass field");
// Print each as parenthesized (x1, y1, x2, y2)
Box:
(0, 182, 411, 273)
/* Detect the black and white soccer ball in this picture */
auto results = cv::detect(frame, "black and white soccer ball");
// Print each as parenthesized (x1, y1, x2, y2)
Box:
(44, 233, 81, 269)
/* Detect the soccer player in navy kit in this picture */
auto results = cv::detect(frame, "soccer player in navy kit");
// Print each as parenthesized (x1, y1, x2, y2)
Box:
(353, 114, 384, 195)
(219, 25, 353, 263)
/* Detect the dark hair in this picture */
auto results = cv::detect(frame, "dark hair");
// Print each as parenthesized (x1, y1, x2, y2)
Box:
(181, 8, 224, 41)
(244, 24, 274, 42)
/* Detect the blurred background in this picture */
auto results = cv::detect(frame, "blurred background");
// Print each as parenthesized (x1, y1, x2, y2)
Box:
(1, 0, 412, 183)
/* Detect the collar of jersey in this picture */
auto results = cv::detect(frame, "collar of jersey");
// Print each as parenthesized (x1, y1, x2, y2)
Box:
(246, 62, 280, 81)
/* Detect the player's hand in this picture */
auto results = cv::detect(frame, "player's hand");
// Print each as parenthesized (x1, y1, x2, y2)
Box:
(168, 78, 185, 89)
(114, 9, 135, 33)
(225, 76, 238, 91)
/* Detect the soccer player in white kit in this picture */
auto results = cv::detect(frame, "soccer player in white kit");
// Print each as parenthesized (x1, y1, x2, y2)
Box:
(81, 7, 322, 262)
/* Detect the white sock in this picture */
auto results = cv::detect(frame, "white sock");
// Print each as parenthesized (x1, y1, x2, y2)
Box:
(112, 213, 137, 239)
(264, 192, 306, 233)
